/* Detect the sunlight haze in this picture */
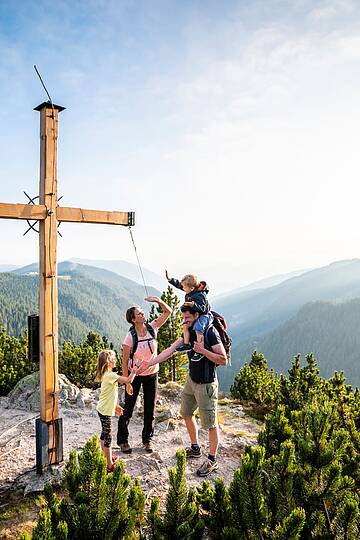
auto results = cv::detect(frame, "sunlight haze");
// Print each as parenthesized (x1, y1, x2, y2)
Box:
(1, 0, 360, 294)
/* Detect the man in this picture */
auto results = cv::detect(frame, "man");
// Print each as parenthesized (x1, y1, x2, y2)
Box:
(139, 305, 228, 476)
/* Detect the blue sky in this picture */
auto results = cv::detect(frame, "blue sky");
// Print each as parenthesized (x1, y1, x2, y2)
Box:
(1, 0, 360, 294)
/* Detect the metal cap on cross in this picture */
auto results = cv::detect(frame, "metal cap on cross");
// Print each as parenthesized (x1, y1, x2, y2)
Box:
(0, 102, 135, 473)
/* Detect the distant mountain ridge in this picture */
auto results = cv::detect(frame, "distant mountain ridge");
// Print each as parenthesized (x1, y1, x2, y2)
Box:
(214, 268, 310, 300)
(214, 259, 360, 346)
(215, 259, 360, 390)
(0, 264, 18, 272)
(222, 298, 360, 390)
(70, 258, 165, 292)
(1, 262, 160, 348)
(4, 257, 360, 392)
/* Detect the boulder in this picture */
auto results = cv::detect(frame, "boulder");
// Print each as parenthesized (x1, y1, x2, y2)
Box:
(158, 381, 183, 399)
(6, 372, 82, 411)
(155, 406, 178, 424)
(76, 394, 86, 409)
(6, 372, 40, 411)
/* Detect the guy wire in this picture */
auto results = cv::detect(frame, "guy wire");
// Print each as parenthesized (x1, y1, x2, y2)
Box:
(128, 226, 149, 297)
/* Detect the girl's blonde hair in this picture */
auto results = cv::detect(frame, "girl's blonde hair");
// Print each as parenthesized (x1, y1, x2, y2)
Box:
(95, 349, 116, 382)
(181, 273, 200, 289)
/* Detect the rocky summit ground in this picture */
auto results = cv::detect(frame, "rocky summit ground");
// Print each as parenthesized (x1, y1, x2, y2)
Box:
(0, 373, 261, 538)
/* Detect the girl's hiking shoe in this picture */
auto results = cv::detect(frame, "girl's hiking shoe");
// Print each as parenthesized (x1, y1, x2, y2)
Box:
(176, 344, 192, 352)
(185, 446, 202, 458)
(112, 456, 119, 463)
(196, 459, 218, 476)
(107, 463, 116, 473)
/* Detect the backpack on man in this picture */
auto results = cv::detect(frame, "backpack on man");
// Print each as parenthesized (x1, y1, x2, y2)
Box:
(205, 311, 232, 363)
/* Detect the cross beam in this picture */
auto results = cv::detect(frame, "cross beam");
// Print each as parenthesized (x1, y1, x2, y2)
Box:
(0, 101, 134, 472)
(0, 203, 134, 226)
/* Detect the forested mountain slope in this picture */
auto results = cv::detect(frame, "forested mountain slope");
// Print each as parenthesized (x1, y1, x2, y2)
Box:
(219, 298, 360, 390)
(214, 259, 360, 346)
(0, 263, 159, 348)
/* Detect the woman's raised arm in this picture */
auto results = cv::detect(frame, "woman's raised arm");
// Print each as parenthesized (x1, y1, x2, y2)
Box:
(144, 296, 172, 329)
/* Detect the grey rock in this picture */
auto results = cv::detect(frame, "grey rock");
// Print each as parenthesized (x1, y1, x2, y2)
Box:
(172, 434, 184, 446)
(76, 395, 86, 409)
(151, 451, 163, 463)
(155, 406, 178, 424)
(22, 466, 64, 496)
(158, 382, 183, 398)
(60, 388, 69, 402)
(6, 372, 81, 412)
(155, 420, 169, 433)
(63, 410, 81, 418)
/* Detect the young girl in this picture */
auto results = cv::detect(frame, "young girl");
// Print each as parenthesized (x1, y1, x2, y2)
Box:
(95, 349, 136, 472)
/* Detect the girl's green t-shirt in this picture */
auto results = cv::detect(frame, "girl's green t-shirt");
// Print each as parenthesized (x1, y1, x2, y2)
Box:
(96, 371, 119, 416)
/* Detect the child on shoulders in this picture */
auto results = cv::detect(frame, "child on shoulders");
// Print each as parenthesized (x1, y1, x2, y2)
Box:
(95, 349, 136, 473)
(166, 271, 213, 359)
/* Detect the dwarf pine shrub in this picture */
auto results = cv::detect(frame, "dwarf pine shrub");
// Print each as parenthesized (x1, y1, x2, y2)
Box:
(230, 351, 279, 409)
(22, 352, 360, 539)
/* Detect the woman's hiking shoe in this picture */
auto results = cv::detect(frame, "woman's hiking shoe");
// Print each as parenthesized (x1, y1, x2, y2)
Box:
(112, 455, 119, 463)
(107, 463, 116, 473)
(196, 459, 218, 476)
(144, 441, 154, 453)
(120, 443, 132, 454)
(176, 344, 192, 352)
(185, 446, 202, 459)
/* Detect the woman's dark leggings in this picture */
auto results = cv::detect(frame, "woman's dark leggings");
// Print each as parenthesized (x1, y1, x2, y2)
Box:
(117, 373, 158, 445)
(98, 412, 112, 448)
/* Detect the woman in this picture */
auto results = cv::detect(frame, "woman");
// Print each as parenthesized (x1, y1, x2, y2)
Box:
(117, 296, 172, 453)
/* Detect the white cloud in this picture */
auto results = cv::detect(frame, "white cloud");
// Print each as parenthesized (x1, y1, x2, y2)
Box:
(336, 36, 360, 59)
(308, 0, 355, 21)
(2, 1, 360, 292)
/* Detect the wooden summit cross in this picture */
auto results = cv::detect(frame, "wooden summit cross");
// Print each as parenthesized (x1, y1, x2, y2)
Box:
(0, 101, 134, 473)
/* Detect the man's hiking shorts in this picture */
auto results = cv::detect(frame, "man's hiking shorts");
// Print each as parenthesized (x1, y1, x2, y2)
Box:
(180, 375, 218, 430)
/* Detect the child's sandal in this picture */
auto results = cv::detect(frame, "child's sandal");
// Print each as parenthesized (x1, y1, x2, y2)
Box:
(107, 463, 115, 473)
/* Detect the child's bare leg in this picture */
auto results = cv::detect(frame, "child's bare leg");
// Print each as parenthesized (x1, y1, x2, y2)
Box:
(104, 446, 112, 468)
(176, 322, 192, 352)
(183, 324, 190, 345)
(100, 437, 112, 467)
(195, 331, 204, 344)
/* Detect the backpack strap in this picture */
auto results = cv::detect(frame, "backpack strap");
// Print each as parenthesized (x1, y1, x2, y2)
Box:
(129, 326, 138, 360)
(202, 326, 212, 382)
(146, 322, 156, 340)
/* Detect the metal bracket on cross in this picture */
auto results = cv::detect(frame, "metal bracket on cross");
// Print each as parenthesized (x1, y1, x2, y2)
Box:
(23, 191, 63, 236)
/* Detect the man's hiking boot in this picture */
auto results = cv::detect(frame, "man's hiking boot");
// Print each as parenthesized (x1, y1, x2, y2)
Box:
(120, 443, 132, 454)
(196, 459, 218, 477)
(176, 344, 192, 352)
(185, 446, 202, 459)
(144, 441, 154, 453)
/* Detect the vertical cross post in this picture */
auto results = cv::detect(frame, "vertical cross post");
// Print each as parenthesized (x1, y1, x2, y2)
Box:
(34, 101, 65, 471)
(0, 100, 134, 473)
